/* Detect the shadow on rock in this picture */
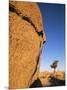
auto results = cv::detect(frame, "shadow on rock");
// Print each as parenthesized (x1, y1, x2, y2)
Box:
(30, 78, 42, 88)
(49, 76, 65, 86)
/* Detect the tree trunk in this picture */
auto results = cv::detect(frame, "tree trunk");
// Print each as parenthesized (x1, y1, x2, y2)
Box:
(54, 68, 55, 73)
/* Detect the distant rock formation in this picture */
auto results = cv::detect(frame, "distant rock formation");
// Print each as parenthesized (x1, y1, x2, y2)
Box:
(39, 71, 65, 87)
(9, 1, 46, 89)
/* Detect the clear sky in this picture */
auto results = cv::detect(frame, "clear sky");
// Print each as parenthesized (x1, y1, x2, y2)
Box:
(38, 3, 65, 72)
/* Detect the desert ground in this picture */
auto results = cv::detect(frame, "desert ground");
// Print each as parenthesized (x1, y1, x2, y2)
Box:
(30, 71, 65, 87)
(39, 71, 65, 87)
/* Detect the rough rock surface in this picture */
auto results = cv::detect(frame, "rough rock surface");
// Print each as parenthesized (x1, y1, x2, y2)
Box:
(9, 1, 46, 89)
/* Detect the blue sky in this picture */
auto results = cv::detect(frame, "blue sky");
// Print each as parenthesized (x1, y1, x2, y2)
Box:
(38, 3, 65, 72)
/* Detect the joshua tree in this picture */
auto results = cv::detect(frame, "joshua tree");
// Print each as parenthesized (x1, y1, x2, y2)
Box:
(50, 60, 59, 73)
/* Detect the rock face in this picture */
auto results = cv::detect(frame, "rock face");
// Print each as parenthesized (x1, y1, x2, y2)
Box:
(9, 1, 46, 89)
